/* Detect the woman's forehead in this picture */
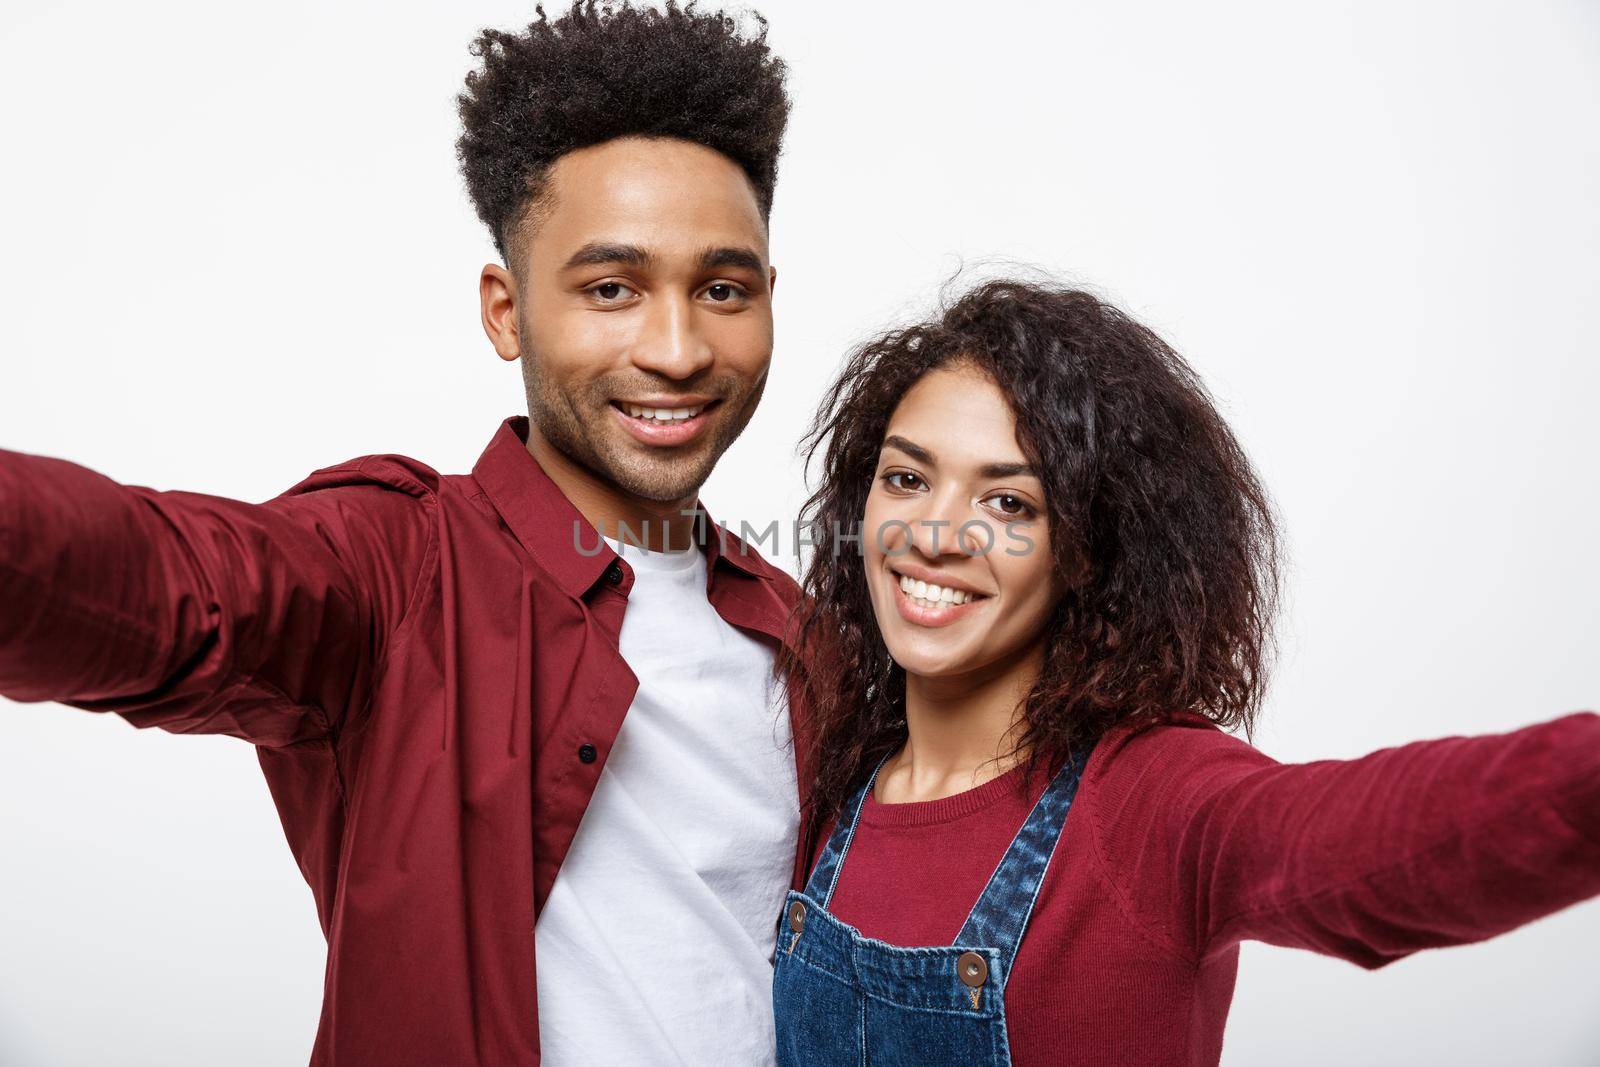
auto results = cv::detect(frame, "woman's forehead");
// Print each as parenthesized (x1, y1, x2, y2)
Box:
(881, 366, 1031, 472)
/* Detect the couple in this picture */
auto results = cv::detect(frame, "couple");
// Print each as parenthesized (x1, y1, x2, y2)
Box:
(2, 4, 1597, 1066)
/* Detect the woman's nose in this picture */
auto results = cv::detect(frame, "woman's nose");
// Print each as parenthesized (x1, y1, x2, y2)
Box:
(904, 492, 991, 559)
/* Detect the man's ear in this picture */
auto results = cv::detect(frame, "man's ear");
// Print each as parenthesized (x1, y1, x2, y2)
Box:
(480, 264, 522, 362)
(769, 264, 778, 296)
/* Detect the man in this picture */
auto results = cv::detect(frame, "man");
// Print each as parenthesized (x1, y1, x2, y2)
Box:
(0, 3, 816, 1063)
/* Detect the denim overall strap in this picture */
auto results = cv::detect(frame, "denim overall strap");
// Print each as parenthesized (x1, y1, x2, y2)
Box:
(952, 747, 1092, 969)
(801, 756, 889, 907)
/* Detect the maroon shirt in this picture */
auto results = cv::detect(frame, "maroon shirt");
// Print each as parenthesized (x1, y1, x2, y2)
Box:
(820, 712, 1600, 1066)
(0, 415, 817, 1065)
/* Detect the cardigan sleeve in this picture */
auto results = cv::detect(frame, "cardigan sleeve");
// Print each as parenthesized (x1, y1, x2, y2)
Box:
(0, 448, 436, 748)
(1085, 712, 1600, 969)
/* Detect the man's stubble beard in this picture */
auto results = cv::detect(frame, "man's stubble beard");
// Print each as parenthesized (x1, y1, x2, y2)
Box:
(519, 345, 769, 505)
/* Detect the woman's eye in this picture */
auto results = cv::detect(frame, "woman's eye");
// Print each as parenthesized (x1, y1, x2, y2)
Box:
(984, 492, 1032, 516)
(590, 282, 635, 303)
(883, 471, 924, 492)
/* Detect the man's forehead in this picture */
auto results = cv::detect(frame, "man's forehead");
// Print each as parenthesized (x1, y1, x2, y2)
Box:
(525, 137, 768, 266)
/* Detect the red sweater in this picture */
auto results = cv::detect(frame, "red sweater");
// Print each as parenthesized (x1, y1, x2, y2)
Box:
(818, 712, 1600, 1066)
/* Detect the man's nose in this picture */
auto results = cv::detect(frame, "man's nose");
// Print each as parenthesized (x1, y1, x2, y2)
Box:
(629, 294, 714, 380)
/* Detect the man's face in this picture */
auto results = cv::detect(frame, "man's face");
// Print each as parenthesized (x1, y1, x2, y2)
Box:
(510, 136, 775, 503)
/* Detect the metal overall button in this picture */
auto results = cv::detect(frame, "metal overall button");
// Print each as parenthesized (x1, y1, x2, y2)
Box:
(785, 901, 805, 954)
(957, 951, 988, 1009)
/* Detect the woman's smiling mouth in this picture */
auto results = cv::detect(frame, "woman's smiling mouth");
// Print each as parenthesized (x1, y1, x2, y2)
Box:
(888, 564, 991, 628)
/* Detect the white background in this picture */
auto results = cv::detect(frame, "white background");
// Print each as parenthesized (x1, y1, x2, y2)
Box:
(2, 0, 1597, 1063)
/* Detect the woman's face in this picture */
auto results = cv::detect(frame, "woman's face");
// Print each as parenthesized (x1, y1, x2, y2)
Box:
(862, 362, 1065, 680)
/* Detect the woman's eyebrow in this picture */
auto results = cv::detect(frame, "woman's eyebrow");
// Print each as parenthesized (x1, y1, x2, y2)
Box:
(881, 435, 934, 465)
(882, 436, 1034, 479)
(978, 461, 1035, 479)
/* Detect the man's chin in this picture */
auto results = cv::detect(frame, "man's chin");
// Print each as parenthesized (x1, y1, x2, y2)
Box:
(599, 450, 715, 506)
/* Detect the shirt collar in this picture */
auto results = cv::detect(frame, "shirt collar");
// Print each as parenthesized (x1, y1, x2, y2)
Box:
(471, 416, 779, 600)
(689, 501, 775, 581)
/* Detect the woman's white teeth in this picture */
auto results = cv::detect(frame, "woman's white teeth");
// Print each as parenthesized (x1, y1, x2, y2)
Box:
(898, 574, 976, 606)
(623, 402, 706, 422)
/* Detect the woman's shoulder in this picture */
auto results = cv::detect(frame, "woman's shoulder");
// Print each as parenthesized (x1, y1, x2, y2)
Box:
(1061, 712, 1283, 963)
(1085, 710, 1274, 791)
(1074, 711, 1283, 867)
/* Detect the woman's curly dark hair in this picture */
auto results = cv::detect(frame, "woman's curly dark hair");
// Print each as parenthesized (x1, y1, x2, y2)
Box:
(456, 1, 790, 262)
(779, 278, 1283, 829)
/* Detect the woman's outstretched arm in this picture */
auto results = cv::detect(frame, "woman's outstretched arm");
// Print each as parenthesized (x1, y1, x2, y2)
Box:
(1085, 711, 1600, 968)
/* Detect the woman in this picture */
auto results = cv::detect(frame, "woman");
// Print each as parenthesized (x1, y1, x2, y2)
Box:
(772, 278, 1599, 1066)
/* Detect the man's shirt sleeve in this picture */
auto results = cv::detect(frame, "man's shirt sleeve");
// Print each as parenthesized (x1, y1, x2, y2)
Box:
(0, 448, 436, 749)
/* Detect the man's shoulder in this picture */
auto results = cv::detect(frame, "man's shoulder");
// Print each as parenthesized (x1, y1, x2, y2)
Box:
(280, 452, 448, 502)
(262, 452, 473, 547)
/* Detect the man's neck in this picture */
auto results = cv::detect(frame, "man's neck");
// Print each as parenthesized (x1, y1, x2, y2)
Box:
(523, 424, 700, 552)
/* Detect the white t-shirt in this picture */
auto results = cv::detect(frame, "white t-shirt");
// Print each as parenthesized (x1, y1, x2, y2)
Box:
(533, 534, 799, 1065)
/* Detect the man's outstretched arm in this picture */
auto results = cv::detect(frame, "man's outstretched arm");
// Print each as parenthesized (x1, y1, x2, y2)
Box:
(0, 448, 436, 748)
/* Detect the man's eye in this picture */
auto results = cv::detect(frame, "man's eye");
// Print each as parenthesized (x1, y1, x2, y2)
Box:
(705, 283, 745, 303)
(590, 282, 634, 302)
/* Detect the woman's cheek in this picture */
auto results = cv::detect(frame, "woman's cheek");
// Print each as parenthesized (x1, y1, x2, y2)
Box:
(862, 502, 902, 562)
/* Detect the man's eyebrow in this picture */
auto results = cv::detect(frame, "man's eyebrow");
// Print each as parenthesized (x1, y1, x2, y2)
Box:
(562, 242, 655, 270)
(881, 435, 934, 465)
(697, 246, 766, 273)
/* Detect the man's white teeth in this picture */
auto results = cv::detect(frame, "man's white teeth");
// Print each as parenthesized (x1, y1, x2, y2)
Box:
(898, 573, 977, 607)
(622, 402, 706, 422)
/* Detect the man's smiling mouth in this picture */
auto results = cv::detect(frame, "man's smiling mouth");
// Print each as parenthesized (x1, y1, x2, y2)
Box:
(615, 401, 711, 423)
(607, 398, 723, 447)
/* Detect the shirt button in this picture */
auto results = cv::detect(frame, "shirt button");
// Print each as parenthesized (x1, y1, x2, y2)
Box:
(604, 562, 624, 586)
(578, 743, 598, 764)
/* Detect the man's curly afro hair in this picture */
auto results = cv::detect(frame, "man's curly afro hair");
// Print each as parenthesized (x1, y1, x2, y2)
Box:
(456, 1, 791, 263)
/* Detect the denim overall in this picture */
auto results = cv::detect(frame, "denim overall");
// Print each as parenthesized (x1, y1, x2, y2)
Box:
(772, 750, 1090, 1066)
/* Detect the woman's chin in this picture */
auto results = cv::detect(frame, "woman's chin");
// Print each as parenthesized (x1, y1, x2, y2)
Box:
(887, 641, 974, 681)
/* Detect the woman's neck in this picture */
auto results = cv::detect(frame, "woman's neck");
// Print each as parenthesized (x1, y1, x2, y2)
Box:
(876, 642, 1045, 804)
